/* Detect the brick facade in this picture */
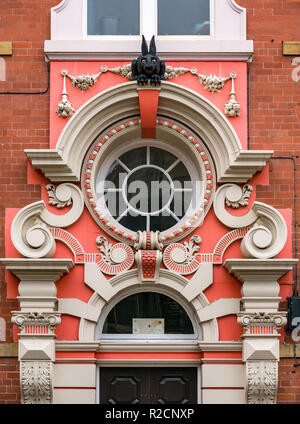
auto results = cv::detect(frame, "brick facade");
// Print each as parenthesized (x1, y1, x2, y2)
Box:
(0, 357, 20, 404)
(0, 0, 299, 404)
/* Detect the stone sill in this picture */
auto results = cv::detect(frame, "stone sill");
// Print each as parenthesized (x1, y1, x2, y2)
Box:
(44, 39, 254, 62)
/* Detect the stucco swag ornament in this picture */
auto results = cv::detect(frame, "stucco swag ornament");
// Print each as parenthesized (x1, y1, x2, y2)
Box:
(56, 36, 241, 119)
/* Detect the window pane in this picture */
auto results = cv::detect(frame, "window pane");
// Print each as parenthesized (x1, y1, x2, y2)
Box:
(126, 167, 171, 214)
(119, 213, 146, 232)
(150, 213, 178, 232)
(169, 161, 192, 186)
(105, 161, 127, 189)
(150, 147, 177, 170)
(102, 293, 194, 334)
(101, 146, 194, 233)
(158, 0, 210, 36)
(119, 147, 147, 170)
(87, 0, 140, 35)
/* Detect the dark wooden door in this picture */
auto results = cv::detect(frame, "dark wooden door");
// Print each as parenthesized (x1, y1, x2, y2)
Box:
(100, 367, 197, 404)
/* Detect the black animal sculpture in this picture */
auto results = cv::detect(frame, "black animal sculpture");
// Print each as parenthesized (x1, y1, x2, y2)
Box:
(132, 35, 166, 86)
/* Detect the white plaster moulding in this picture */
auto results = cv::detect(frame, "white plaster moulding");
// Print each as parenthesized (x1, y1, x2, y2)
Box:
(48, 0, 251, 60)
(55, 341, 201, 353)
(96, 359, 202, 367)
(53, 358, 243, 364)
(54, 340, 242, 353)
(78, 268, 219, 342)
(25, 81, 272, 184)
(44, 40, 254, 62)
(1, 258, 74, 281)
(224, 259, 298, 282)
(9, 192, 84, 259)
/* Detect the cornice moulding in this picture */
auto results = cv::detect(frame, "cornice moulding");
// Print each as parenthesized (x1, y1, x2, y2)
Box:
(44, 40, 254, 62)
(224, 259, 298, 281)
(1, 258, 74, 281)
(199, 341, 243, 351)
(56, 341, 201, 353)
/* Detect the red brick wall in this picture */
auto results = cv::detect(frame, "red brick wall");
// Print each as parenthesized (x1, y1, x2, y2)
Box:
(239, 0, 300, 281)
(0, 0, 57, 404)
(0, 358, 20, 404)
(0, 0, 57, 339)
(278, 359, 300, 404)
(239, 0, 300, 403)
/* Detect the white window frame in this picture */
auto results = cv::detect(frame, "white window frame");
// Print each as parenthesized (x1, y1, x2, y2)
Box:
(83, 0, 214, 41)
(95, 288, 202, 342)
(47, 0, 252, 61)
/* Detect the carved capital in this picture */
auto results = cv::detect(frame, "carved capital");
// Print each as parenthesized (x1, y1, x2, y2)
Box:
(21, 361, 53, 404)
(238, 312, 287, 334)
(12, 312, 61, 335)
(246, 361, 278, 404)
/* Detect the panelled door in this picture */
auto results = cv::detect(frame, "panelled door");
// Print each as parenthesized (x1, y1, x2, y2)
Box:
(100, 367, 197, 404)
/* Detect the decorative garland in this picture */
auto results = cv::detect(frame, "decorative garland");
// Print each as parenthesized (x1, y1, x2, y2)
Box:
(56, 65, 240, 119)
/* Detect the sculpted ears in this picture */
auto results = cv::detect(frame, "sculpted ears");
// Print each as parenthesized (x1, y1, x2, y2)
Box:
(141, 35, 148, 55)
(149, 35, 156, 55)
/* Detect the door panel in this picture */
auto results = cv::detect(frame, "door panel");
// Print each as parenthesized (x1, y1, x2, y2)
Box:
(152, 368, 197, 404)
(101, 368, 145, 404)
(100, 367, 197, 404)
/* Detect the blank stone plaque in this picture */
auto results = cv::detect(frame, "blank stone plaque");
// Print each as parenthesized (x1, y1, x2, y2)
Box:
(132, 318, 165, 334)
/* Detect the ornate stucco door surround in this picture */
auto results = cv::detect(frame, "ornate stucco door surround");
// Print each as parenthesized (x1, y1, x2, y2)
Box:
(1, 82, 296, 403)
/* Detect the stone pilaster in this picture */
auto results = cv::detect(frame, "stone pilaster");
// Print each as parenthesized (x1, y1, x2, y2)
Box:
(1, 258, 74, 404)
(225, 259, 297, 404)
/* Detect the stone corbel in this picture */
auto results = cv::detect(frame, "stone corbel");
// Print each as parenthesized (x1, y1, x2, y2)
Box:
(11, 183, 84, 259)
(213, 183, 287, 259)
